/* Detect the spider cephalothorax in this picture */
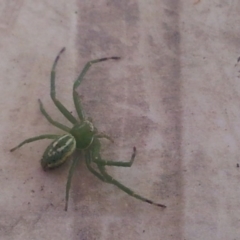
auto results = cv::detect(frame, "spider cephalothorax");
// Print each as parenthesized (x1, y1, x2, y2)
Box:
(10, 48, 166, 210)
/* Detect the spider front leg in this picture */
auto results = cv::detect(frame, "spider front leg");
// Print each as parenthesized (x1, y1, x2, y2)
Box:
(73, 56, 121, 90)
(52, 48, 120, 122)
(72, 55, 120, 121)
(73, 90, 85, 121)
(51, 48, 78, 124)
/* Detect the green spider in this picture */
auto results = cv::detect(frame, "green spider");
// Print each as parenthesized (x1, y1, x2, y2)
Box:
(10, 48, 166, 211)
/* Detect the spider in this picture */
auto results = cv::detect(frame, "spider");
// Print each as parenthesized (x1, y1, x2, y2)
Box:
(10, 48, 166, 211)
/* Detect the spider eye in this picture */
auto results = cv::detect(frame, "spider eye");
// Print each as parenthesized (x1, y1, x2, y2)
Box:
(41, 134, 76, 170)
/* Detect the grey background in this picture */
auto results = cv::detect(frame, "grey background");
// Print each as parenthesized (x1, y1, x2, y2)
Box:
(1, 0, 240, 239)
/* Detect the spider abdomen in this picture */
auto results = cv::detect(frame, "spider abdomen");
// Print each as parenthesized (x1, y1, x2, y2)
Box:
(41, 134, 76, 170)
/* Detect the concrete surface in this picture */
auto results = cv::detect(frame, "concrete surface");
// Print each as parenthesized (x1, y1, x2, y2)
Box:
(0, 0, 240, 239)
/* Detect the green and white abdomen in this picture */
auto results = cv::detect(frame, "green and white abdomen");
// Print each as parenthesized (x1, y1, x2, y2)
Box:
(41, 134, 76, 170)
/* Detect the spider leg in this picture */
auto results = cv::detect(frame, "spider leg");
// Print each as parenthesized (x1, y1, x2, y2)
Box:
(91, 138, 136, 167)
(89, 139, 166, 208)
(96, 132, 114, 143)
(97, 164, 166, 208)
(38, 99, 71, 132)
(85, 151, 106, 181)
(65, 154, 79, 211)
(93, 147, 136, 167)
(51, 48, 78, 124)
(73, 56, 120, 90)
(72, 56, 120, 121)
(73, 90, 85, 121)
(10, 134, 60, 152)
